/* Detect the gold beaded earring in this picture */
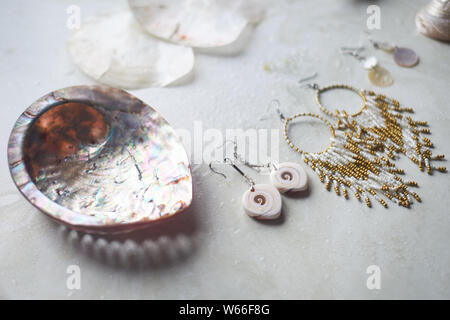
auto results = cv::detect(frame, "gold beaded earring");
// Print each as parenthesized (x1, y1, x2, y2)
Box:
(310, 83, 446, 176)
(275, 103, 421, 208)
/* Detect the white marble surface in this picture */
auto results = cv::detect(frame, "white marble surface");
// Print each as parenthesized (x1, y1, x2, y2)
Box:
(1, 0, 449, 299)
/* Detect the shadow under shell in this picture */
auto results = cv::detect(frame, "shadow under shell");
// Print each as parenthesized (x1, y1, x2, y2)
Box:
(8, 86, 192, 233)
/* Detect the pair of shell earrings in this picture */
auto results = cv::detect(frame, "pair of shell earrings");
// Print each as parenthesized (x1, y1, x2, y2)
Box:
(209, 153, 308, 221)
(341, 38, 419, 88)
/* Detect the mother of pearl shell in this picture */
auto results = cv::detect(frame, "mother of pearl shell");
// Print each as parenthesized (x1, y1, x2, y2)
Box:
(242, 184, 282, 220)
(8, 85, 193, 234)
(393, 47, 419, 68)
(368, 65, 394, 87)
(270, 162, 308, 193)
(416, 0, 450, 43)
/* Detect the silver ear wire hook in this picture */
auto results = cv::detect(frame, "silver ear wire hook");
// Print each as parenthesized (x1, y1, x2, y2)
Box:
(212, 139, 246, 167)
(224, 139, 273, 173)
(340, 46, 364, 53)
(222, 139, 247, 165)
(270, 160, 279, 171)
(226, 139, 241, 163)
(368, 38, 395, 52)
(303, 83, 320, 90)
(224, 157, 256, 191)
(209, 160, 227, 179)
(209, 158, 256, 191)
(270, 99, 285, 122)
(365, 31, 388, 50)
(368, 38, 379, 49)
(298, 72, 319, 90)
(298, 72, 318, 84)
(340, 46, 366, 61)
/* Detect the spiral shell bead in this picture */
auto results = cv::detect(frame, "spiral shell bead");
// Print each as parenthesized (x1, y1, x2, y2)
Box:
(270, 162, 308, 193)
(241, 184, 282, 220)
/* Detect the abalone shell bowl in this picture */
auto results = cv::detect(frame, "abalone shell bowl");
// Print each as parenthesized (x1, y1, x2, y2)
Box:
(8, 85, 192, 234)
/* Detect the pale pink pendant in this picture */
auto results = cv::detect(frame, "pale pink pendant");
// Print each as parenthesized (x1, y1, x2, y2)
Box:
(393, 47, 420, 68)
(8, 85, 193, 234)
(370, 40, 419, 68)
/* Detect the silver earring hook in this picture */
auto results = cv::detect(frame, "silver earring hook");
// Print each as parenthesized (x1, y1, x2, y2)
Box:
(209, 158, 256, 191)
(223, 139, 241, 162)
(222, 139, 249, 166)
(368, 38, 395, 52)
(270, 99, 285, 122)
(209, 160, 226, 179)
(368, 38, 379, 48)
(340, 46, 364, 53)
(223, 115, 279, 173)
(340, 46, 366, 61)
(209, 139, 241, 165)
(225, 157, 256, 191)
(298, 72, 318, 84)
(224, 139, 274, 173)
(303, 83, 320, 90)
(270, 160, 279, 171)
(354, 31, 391, 51)
(298, 72, 319, 90)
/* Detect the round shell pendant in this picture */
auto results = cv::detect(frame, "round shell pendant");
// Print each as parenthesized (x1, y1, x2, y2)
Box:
(8, 85, 193, 234)
(242, 184, 282, 220)
(270, 162, 308, 193)
(393, 47, 419, 68)
(368, 66, 394, 87)
(128, 0, 249, 48)
(67, 11, 194, 89)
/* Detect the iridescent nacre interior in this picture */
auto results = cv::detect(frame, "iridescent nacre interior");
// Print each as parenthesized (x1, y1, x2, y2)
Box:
(8, 86, 192, 232)
(24, 102, 109, 180)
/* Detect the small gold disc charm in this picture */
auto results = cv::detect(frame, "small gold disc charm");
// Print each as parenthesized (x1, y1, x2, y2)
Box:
(368, 66, 394, 87)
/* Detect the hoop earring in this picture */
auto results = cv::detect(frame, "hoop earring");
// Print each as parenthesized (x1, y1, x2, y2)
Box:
(209, 158, 282, 220)
(275, 102, 421, 208)
(312, 83, 446, 175)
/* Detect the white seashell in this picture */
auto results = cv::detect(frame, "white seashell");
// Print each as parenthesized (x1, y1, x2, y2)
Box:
(242, 184, 282, 220)
(416, 0, 450, 42)
(270, 162, 308, 193)
(232, 0, 266, 24)
(128, 0, 264, 48)
(67, 11, 194, 89)
(363, 56, 378, 70)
